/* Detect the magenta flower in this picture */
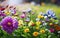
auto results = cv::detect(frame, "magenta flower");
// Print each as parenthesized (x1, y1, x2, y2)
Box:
(50, 28, 54, 33)
(0, 10, 6, 17)
(1, 16, 18, 34)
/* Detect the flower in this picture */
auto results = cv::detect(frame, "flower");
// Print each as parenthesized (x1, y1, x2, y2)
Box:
(36, 21, 41, 25)
(24, 28, 29, 33)
(0, 10, 6, 17)
(9, 8, 16, 14)
(45, 18, 50, 22)
(43, 22, 47, 26)
(46, 9, 56, 18)
(20, 14, 26, 18)
(50, 28, 54, 33)
(18, 20, 24, 26)
(47, 9, 54, 15)
(49, 23, 53, 26)
(37, 15, 44, 18)
(28, 20, 35, 26)
(1, 16, 18, 34)
(55, 26, 60, 31)
(5, 10, 10, 15)
(0, 7, 5, 11)
(44, 16, 48, 19)
(33, 32, 39, 37)
(25, 17, 30, 22)
(40, 30, 45, 33)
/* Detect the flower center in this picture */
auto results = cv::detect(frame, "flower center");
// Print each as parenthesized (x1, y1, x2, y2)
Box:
(8, 22, 11, 26)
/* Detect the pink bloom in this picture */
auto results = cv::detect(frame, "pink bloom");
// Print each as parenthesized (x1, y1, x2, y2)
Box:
(20, 14, 26, 18)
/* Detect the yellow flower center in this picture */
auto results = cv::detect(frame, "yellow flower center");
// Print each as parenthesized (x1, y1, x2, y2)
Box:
(8, 22, 11, 26)
(24, 28, 29, 32)
(40, 30, 45, 33)
(33, 32, 39, 36)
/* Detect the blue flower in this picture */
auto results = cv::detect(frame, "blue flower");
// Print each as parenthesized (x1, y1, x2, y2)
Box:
(46, 10, 56, 19)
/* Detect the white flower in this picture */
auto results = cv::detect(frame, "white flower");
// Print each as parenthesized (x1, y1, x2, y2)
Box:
(36, 18, 40, 21)
(58, 31, 60, 33)
(48, 15, 51, 17)
(44, 16, 48, 18)
(25, 17, 30, 22)
(43, 23, 47, 26)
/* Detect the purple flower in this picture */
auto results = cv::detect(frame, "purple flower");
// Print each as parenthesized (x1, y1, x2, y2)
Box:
(1, 16, 18, 34)
(45, 18, 50, 22)
(50, 28, 54, 33)
(0, 10, 6, 17)
(13, 9, 16, 14)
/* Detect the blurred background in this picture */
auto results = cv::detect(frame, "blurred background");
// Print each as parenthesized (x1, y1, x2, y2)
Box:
(26, 0, 60, 5)
(0, 0, 60, 19)
(0, 0, 60, 5)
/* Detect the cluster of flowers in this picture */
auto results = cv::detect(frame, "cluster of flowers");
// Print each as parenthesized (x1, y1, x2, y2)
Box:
(0, 6, 60, 38)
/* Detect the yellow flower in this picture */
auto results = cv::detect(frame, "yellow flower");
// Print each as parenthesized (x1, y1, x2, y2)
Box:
(28, 20, 34, 26)
(36, 21, 41, 25)
(24, 28, 29, 33)
(37, 15, 44, 18)
(18, 20, 24, 26)
(40, 30, 45, 33)
(49, 23, 53, 26)
(12, 16, 18, 19)
(33, 32, 39, 36)
(5, 11, 10, 15)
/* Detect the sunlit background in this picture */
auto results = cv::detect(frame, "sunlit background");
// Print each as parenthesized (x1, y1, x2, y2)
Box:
(0, 0, 60, 18)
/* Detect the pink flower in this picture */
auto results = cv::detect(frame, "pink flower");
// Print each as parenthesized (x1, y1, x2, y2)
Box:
(20, 14, 26, 18)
